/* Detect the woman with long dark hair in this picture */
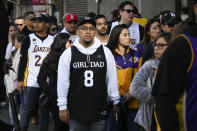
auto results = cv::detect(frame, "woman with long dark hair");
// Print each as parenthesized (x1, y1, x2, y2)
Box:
(107, 24, 143, 131)
(37, 33, 72, 131)
(141, 18, 161, 64)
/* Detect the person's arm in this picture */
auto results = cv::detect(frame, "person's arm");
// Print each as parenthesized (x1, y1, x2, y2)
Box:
(103, 46, 120, 105)
(37, 59, 49, 93)
(17, 36, 30, 92)
(5, 42, 13, 60)
(57, 48, 71, 110)
(57, 48, 71, 123)
(130, 60, 154, 103)
(152, 36, 191, 131)
(18, 36, 30, 82)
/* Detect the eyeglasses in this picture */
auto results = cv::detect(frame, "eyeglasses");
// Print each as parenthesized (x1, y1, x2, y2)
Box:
(96, 22, 107, 26)
(122, 9, 137, 14)
(51, 28, 58, 32)
(153, 43, 168, 49)
(16, 24, 23, 27)
(79, 26, 96, 31)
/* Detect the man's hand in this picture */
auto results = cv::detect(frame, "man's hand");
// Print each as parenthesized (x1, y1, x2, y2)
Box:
(17, 81, 24, 93)
(112, 103, 121, 122)
(59, 109, 69, 123)
(122, 93, 133, 103)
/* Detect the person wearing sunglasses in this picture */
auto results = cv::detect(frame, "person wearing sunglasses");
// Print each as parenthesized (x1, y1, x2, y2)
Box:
(48, 22, 58, 36)
(14, 16, 25, 31)
(130, 32, 172, 131)
(110, 1, 144, 46)
(22, 11, 35, 36)
(160, 11, 182, 33)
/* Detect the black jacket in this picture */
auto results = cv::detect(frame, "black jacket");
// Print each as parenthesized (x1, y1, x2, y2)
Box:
(37, 52, 60, 98)
(152, 21, 197, 131)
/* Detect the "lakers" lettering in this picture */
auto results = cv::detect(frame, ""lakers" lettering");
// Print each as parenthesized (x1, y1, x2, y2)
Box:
(33, 45, 51, 53)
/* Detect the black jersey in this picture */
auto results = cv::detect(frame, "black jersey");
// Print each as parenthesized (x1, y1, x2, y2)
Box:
(68, 45, 108, 123)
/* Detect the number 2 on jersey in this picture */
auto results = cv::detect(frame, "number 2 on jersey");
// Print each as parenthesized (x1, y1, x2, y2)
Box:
(84, 70, 93, 87)
(35, 55, 42, 66)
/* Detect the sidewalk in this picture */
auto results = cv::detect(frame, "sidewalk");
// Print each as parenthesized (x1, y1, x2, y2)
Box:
(0, 103, 54, 131)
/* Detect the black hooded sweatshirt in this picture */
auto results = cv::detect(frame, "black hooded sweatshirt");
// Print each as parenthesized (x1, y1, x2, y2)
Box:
(152, 21, 197, 131)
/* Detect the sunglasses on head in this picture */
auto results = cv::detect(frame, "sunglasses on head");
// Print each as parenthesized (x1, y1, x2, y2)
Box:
(122, 9, 137, 14)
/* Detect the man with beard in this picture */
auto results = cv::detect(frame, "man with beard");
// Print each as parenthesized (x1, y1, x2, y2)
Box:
(58, 16, 120, 131)
(95, 15, 109, 45)
(17, 14, 54, 131)
(58, 13, 78, 42)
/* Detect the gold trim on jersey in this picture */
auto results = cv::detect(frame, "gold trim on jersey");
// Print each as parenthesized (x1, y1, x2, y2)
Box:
(177, 34, 194, 73)
(24, 56, 29, 87)
(154, 104, 161, 131)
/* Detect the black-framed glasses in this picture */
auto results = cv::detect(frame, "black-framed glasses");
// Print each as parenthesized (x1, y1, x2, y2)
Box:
(16, 24, 23, 27)
(153, 43, 168, 49)
(122, 9, 137, 14)
(79, 26, 96, 31)
(51, 28, 58, 32)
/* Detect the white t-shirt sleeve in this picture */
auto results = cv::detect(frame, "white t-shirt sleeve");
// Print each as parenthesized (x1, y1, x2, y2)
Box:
(103, 46, 120, 105)
(57, 48, 71, 110)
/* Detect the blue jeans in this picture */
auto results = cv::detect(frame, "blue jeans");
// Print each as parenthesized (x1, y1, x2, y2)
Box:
(40, 95, 69, 131)
(127, 109, 139, 131)
(69, 117, 106, 131)
(19, 86, 44, 131)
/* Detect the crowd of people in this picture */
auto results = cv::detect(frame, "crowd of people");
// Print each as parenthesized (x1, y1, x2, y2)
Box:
(1, 0, 197, 131)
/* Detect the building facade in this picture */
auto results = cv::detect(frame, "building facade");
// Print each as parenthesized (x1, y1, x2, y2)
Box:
(6, 0, 191, 24)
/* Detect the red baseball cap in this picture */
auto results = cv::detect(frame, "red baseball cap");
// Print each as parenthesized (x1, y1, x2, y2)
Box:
(65, 13, 78, 22)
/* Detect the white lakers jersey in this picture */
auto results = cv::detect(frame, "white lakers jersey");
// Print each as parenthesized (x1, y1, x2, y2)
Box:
(24, 33, 54, 87)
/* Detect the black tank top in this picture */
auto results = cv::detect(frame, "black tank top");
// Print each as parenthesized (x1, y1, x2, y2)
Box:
(68, 45, 108, 123)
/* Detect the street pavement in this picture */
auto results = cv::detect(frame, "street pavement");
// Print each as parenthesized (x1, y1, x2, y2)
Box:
(0, 100, 54, 131)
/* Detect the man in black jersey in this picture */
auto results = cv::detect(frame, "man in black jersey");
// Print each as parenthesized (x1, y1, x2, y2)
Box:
(57, 16, 120, 131)
(17, 14, 54, 131)
(152, 0, 197, 130)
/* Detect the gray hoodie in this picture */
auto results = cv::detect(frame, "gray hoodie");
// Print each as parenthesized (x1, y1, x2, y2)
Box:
(130, 58, 159, 131)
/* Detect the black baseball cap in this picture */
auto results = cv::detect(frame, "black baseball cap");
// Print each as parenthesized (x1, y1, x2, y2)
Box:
(31, 14, 48, 22)
(77, 16, 96, 27)
(161, 11, 179, 24)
